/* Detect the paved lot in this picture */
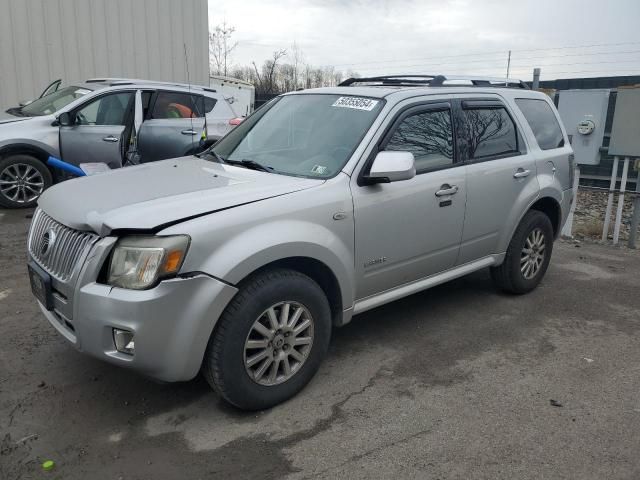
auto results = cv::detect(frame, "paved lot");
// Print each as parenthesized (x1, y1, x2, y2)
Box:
(1, 207, 640, 480)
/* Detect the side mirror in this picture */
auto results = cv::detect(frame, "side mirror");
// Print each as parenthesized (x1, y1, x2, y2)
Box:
(57, 112, 74, 127)
(365, 151, 416, 184)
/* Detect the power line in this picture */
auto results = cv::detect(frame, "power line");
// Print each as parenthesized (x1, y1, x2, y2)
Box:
(330, 40, 640, 69)
(358, 51, 640, 74)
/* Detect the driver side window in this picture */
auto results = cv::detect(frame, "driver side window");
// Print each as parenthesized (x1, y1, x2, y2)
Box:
(75, 92, 133, 126)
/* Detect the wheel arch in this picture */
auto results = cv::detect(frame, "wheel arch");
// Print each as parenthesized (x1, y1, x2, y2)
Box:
(529, 196, 562, 239)
(238, 256, 345, 327)
(0, 142, 57, 179)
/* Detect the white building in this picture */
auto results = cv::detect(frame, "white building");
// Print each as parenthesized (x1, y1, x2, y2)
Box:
(0, 0, 209, 107)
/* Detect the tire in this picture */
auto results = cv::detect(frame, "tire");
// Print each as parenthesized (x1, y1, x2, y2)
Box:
(202, 269, 332, 410)
(490, 210, 554, 294)
(0, 155, 52, 208)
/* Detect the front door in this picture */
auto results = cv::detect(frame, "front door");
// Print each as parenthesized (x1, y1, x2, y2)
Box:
(137, 90, 206, 162)
(351, 102, 467, 300)
(455, 98, 539, 264)
(59, 91, 134, 169)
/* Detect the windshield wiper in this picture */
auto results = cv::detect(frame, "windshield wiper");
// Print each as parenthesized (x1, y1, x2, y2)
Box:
(225, 159, 273, 173)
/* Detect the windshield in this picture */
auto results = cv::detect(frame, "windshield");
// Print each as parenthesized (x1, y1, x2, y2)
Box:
(21, 86, 92, 116)
(212, 94, 384, 178)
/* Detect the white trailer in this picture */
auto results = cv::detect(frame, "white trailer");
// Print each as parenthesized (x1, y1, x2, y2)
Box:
(210, 75, 256, 117)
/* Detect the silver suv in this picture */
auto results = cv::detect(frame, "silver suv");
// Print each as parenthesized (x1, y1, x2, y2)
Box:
(1, 78, 238, 208)
(27, 75, 574, 410)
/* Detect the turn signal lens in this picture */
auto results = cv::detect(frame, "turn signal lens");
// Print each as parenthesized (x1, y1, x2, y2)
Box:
(164, 250, 183, 273)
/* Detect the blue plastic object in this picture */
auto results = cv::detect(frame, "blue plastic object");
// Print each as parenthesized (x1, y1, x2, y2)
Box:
(47, 156, 86, 177)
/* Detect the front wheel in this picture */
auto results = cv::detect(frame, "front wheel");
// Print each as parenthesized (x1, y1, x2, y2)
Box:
(0, 155, 52, 208)
(202, 269, 331, 410)
(490, 210, 554, 294)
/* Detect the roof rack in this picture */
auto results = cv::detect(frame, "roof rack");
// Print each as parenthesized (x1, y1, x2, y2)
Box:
(338, 75, 529, 89)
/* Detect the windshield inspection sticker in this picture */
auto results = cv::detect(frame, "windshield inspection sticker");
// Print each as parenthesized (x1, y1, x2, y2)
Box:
(311, 165, 329, 175)
(332, 96, 379, 111)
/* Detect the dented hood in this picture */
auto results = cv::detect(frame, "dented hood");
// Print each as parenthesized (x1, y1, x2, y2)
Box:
(38, 157, 322, 235)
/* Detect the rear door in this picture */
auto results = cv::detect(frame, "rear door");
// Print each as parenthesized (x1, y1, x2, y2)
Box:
(456, 96, 539, 264)
(137, 90, 206, 162)
(59, 91, 134, 168)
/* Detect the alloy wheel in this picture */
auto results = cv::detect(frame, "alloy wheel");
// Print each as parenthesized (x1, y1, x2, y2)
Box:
(521, 227, 546, 280)
(244, 301, 314, 386)
(0, 163, 45, 204)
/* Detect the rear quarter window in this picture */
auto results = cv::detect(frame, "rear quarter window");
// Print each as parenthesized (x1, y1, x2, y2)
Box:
(515, 98, 565, 150)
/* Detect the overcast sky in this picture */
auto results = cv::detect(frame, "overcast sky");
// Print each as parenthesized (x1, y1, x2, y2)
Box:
(208, 0, 640, 81)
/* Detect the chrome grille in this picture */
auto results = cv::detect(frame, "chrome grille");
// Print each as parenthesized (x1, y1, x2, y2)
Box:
(28, 209, 98, 282)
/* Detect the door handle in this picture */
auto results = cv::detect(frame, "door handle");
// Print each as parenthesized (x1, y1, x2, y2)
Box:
(102, 135, 119, 143)
(435, 185, 459, 197)
(181, 129, 197, 135)
(513, 168, 530, 178)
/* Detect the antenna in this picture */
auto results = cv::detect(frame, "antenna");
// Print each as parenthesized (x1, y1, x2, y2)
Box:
(505, 50, 512, 85)
(184, 43, 195, 154)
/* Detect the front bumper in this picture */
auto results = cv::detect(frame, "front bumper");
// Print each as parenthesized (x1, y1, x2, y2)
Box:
(34, 237, 238, 382)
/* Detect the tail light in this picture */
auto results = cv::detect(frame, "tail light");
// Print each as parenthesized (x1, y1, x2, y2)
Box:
(229, 117, 243, 126)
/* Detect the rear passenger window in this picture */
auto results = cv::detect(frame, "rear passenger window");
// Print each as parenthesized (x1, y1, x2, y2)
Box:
(515, 98, 565, 150)
(385, 109, 454, 171)
(151, 92, 204, 119)
(459, 106, 519, 160)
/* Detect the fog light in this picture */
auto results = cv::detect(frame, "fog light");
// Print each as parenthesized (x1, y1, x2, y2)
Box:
(113, 329, 135, 355)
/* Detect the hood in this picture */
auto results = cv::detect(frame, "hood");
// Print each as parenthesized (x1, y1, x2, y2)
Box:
(0, 110, 32, 124)
(38, 157, 322, 235)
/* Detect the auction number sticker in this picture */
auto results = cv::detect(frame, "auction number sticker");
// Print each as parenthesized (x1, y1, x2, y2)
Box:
(332, 96, 379, 111)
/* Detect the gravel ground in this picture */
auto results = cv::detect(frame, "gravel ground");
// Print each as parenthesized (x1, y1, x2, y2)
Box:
(573, 189, 639, 241)
(1, 208, 640, 480)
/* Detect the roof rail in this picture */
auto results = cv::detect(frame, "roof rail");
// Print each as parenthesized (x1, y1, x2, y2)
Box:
(84, 77, 210, 90)
(338, 75, 529, 89)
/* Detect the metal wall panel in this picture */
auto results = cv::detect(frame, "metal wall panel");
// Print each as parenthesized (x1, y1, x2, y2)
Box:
(0, 0, 209, 107)
(609, 87, 640, 158)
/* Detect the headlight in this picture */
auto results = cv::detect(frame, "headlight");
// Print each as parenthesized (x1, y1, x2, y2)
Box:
(108, 235, 190, 290)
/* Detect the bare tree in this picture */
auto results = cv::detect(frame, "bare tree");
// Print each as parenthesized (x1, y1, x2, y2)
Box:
(209, 21, 238, 76)
(458, 109, 512, 159)
(387, 110, 454, 160)
(290, 42, 304, 90)
(252, 49, 287, 94)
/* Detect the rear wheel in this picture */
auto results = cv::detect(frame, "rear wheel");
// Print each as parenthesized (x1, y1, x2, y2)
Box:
(0, 155, 52, 208)
(490, 210, 554, 294)
(202, 269, 331, 410)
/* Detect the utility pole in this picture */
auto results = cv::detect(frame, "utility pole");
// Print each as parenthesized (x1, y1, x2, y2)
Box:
(505, 50, 511, 84)
(532, 68, 541, 89)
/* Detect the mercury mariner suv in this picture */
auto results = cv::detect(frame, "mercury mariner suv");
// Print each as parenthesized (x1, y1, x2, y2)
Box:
(27, 75, 574, 410)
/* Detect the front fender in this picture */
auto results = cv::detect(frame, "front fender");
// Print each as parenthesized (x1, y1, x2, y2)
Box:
(184, 220, 354, 309)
